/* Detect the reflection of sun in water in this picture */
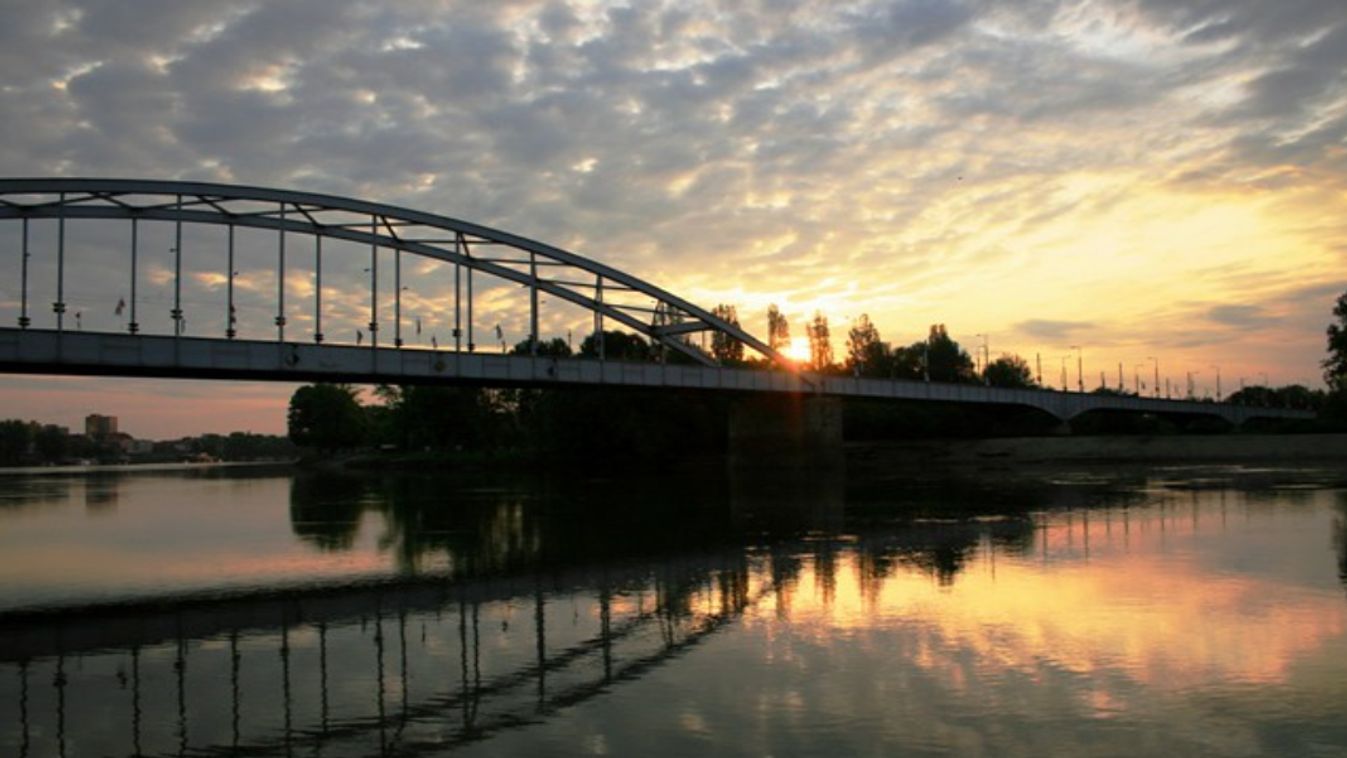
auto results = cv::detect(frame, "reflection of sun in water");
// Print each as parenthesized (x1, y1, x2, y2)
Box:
(783, 336, 811, 363)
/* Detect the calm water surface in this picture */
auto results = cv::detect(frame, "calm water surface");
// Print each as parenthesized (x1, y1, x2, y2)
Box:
(1, 463, 1345, 756)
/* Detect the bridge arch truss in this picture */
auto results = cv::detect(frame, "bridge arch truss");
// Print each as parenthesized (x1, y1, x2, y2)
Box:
(0, 178, 789, 367)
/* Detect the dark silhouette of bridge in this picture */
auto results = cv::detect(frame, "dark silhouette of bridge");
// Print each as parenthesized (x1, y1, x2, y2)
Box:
(0, 178, 1310, 426)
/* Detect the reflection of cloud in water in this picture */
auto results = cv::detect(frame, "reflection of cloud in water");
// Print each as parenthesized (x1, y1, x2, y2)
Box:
(756, 549, 1344, 689)
(748, 495, 1347, 692)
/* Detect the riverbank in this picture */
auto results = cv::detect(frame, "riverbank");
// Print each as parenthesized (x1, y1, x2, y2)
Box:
(0, 459, 295, 476)
(848, 433, 1347, 467)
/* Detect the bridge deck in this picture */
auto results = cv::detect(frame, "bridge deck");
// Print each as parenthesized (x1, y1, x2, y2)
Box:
(0, 327, 1313, 423)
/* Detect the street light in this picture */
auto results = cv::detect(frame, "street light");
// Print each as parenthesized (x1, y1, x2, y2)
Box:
(1070, 345, 1083, 392)
(1133, 363, 1144, 395)
(975, 333, 990, 384)
(1187, 370, 1201, 400)
(1209, 364, 1222, 401)
(1148, 356, 1159, 399)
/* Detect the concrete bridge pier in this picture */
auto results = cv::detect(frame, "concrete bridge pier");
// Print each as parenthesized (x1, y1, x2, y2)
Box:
(728, 394, 844, 469)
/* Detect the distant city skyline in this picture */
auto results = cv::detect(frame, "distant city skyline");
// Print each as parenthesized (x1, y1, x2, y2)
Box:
(1, 1, 1344, 437)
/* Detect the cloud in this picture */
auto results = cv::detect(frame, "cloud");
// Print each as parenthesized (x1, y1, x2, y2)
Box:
(1014, 319, 1095, 341)
(1206, 304, 1277, 329)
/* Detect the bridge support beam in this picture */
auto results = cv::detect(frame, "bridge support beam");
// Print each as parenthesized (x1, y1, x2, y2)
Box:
(728, 394, 843, 469)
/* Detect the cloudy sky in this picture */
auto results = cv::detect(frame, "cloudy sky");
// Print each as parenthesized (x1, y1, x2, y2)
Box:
(1, 0, 1345, 437)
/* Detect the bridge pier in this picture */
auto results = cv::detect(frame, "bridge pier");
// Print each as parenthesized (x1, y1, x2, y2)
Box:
(728, 394, 844, 469)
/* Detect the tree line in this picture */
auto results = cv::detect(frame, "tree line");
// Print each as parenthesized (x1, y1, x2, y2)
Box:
(724, 305, 1036, 387)
(0, 420, 294, 467)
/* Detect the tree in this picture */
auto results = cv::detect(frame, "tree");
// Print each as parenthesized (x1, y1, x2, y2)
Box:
(34, 424, 68, 461)
(984, 354, 1036, 389)
(0, 419, 33, 465)
(1228, 384, 1325, 411)
(287, 384, 367, 452)
(512, 337, 571, 357)
(1325, 291, 1347, 392)
(889, 344, 926, 380)
(767, 304, 791, 351)
(579, 330, 652, 361)
(918, 324, 977, 383)
(806, 312, 833, 370)
(711, 304, 745, 363)
(846, 314, 885, 375)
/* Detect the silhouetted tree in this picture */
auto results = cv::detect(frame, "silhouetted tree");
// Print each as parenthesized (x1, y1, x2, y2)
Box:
(1228, 384, 1325, 411)
(579, 330, 652, 361)
(807, 312, 833, 370)
(984, 354, 1036, 389)
(888, 344, 926, 380)
(34, 424, 68, 461)
(288, 384, 366, 452)
(1321, 291, 1347, 425)
(846, 314, 888, 376)
(373, 384, 497, 451)
(767, 304, 790, 352)
(0, 420, 32, 465)
(1325, 290, 1347, 392)
(711, 304, 745, 363)
(915, 325, 976, 383)
(512, 337, 571, 357)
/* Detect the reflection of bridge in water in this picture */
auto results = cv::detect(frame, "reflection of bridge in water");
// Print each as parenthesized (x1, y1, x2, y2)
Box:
(2, 549, 759, 757)
(4, 469, 1344, 756)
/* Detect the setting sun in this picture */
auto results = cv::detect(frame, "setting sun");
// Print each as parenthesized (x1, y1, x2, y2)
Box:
(783, 336, 812, 363)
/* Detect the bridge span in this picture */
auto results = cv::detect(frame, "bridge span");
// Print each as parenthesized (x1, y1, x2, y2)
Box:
(0, 178, 1312, 427)
(0, 327, 1310, 425)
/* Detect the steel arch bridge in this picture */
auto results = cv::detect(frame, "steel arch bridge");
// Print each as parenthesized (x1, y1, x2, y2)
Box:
(0, 178, 1315, 426)
(0, 177, 784, 366)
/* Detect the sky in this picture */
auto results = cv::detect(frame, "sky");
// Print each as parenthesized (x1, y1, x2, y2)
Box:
(0, 0, 1345, 438)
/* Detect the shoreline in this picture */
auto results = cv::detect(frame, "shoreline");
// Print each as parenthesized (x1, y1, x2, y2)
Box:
(0, 459, 296, 476)
(847, 432, 1347, 467)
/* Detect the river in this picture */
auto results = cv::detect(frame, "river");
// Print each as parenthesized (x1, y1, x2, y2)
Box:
(1, 463, 1345, 756)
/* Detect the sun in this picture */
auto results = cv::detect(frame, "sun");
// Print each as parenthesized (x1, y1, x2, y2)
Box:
(783, 336, 811, 363)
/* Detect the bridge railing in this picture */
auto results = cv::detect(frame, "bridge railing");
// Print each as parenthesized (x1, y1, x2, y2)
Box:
(0, 326, 1315, 424)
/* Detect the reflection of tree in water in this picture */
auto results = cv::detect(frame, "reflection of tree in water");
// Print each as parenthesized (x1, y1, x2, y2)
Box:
(855, 518, 1036, 587)
(288, 472, 749, 579)
(289, 474, 368, 551)
(1335, 493, 1347, 593)
(0, 477, 75, 510)
(286, 466, 1153, 595)
(83, 477, 119, 510)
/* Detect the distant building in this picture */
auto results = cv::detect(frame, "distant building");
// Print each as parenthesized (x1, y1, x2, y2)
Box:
(85, 414, 118, 439)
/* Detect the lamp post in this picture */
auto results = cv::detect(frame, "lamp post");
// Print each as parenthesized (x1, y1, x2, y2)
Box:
(1148, 356, 1159, 399)
(1133, 363, 1144, 395)
(975, 333, 989, 383)
(1070, 345, 1083, 392)
(1209, 365, 1222, 401)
